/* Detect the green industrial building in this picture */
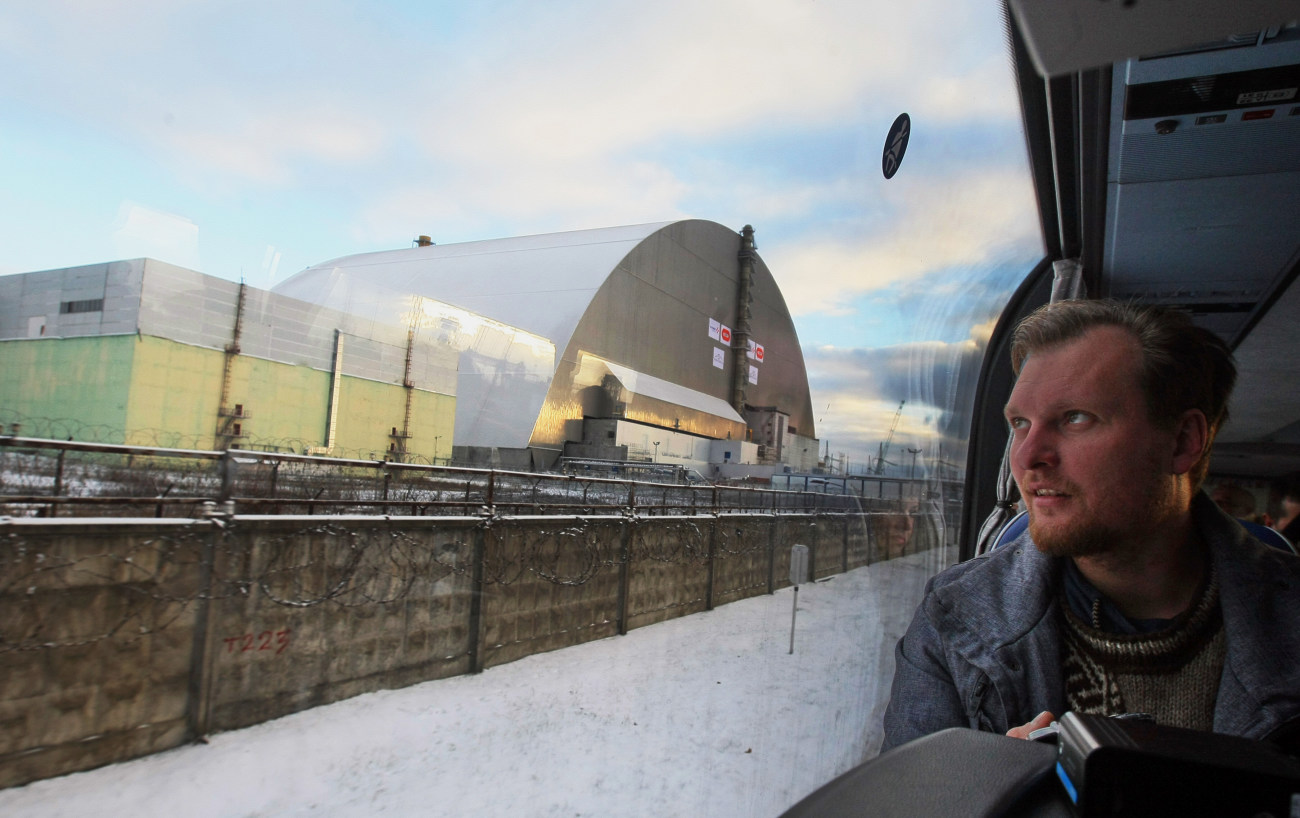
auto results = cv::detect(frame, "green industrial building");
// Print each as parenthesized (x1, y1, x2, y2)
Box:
(0, 258, 457, 461)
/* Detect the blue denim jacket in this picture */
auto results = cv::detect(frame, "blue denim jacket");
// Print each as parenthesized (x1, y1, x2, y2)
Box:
(881, 494, 1300, 751)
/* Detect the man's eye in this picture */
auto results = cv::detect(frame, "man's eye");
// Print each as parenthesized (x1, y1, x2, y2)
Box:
(1008, 417, 1028, 431)
(1065, 411, 1089, 424)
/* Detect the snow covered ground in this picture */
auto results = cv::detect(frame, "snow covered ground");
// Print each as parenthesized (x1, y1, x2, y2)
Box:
(0, 550, 945, 818)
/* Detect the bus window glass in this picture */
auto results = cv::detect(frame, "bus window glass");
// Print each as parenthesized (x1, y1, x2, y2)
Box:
(0, 0, 1043, 815)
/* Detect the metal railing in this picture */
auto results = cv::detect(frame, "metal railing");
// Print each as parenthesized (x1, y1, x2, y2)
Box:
(0, 436, 940, 520)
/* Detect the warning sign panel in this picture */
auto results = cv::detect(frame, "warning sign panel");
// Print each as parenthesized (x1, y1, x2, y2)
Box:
(720, 324, 732, 344)
(708, 318, 720, 341)
(748, 365, 759, 384)
(712, 347, 725, 369)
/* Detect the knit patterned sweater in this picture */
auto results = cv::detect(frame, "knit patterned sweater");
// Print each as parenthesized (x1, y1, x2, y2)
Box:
(1060, 567, 1225, 730)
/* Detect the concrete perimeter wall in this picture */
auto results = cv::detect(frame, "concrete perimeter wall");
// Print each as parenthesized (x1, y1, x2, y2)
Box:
(0, 509, 919, 788)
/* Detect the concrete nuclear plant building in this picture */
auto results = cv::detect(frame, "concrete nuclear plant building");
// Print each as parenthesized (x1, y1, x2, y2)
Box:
(0, 219, 819, 479)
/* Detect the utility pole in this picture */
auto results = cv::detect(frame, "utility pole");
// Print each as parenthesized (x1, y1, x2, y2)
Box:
(907, 447, 922, 480)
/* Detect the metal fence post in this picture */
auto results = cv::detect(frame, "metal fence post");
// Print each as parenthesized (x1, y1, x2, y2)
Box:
(269, 461, 280, 515)
(467, 522, 487, 673)
(707, 512, 717, 608)
(767, 515, 777, 594)
(219, 450, 236, 504)
(46, 448, 67, 518)
(807, 524, 816, 582)
(867, 512, 876, 564)
(187, 511, 224, 740)
(618, 481, 639, 634)
(842, 511, 850, 573)
(616, 485, 635, 635)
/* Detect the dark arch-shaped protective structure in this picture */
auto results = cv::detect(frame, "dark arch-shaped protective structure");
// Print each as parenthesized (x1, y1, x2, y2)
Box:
(276, 219, 815, 461)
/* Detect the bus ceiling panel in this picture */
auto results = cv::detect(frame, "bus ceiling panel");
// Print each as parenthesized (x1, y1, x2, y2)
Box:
(1009, 0, 1299, 78)
(1113, 117, 1300, 185)
(1121, 33, 1300, 89)
(1215, 274, 1300, 465)
(1098, 31, 1300, 345)
(1101, 172, 1300, 324)
(1110, 36, 1300, 188)
(1211, 444, 1300, 479)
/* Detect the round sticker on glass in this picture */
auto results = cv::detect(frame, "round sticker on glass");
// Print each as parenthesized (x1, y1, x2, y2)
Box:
(882, 113, 910, 180)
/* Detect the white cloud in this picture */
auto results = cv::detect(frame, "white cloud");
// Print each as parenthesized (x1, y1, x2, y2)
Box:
(412, 0, 1012, 168)
(351, 2, 925, 240)
(728, 178, 861, 224)
(0, 0, 1025, 247)
(914, 53, 1022, 123)
(111, 202, 202, 270)
(767, 165, 1041, 315)
(351, 159, 691, 246)
(117, 92, 390, 190)
(808, 394, 940, 471)
(804, 316, 1000, 469)
(0, 2, 390, 188)
(969, 315, 999, 346)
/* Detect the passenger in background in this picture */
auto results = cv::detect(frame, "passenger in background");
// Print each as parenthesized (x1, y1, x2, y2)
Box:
(1276, 474, 1300, 544)
(1211, 480, 1295, 554)
(1210, 481, 1258, 523)
(882, 300, 1300, 752)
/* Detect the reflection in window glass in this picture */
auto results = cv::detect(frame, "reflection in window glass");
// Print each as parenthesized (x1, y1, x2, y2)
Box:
(0, 0, 1042, 815)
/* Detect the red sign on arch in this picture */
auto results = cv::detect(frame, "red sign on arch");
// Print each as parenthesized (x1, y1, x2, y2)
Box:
(719, 325, 732, 344)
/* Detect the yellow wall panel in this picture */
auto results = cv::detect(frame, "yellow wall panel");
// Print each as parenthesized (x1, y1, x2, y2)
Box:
(328, 377, 455, 463)
(0, 337, 135, 441)
(221, 356, 332, 453)
(125, 337, 225, 448)
(2, 335, 454, 459)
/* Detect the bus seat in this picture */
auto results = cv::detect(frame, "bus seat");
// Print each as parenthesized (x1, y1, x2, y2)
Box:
(1240, 520, 1297, 555)
(990, 509, 1029, 550)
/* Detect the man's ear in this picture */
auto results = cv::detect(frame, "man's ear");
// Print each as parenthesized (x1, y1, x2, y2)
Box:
(1170, 409, 1209, 475)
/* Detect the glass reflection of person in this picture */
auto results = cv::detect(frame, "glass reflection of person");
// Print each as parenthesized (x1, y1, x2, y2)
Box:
(875, 510, 915, 560)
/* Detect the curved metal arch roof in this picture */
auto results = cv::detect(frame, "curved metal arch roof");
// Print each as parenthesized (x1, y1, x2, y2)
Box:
(276, 221, 675, 352)
(274, 219, 815, 454)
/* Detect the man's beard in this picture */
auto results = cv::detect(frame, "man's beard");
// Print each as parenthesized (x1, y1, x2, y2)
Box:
(1024, 468, 1174, 560)
(1028, 513, 1121, 559)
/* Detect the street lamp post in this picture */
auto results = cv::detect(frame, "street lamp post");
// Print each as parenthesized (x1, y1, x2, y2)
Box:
(653, 441, 660, 463)
(434, 435, 441, 465)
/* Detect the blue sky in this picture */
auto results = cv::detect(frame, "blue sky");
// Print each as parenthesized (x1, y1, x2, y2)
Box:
(0, 0, 1042, 471)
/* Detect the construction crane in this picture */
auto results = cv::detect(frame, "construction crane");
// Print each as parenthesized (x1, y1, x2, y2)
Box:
(874, 400, 905, 475)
